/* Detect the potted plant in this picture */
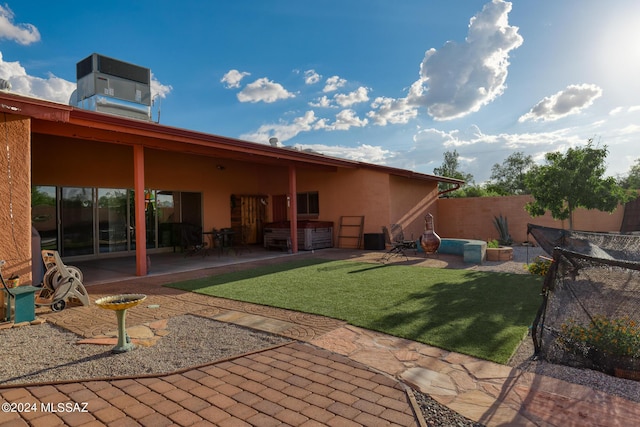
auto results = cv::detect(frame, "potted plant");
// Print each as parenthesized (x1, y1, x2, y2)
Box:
(485, 214, 514, 261)
(6, 274, 19, 288)
(486, 240, 513, 261)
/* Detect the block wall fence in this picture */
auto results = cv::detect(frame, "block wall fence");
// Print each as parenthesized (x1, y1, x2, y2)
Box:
(435, 195, 627, 244)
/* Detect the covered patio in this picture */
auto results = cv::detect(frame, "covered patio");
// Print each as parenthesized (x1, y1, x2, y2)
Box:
(1, 91, 462, 289)
(68, 246, 297, 286)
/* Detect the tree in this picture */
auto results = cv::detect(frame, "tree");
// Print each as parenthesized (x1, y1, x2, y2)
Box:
(433, 150, 474, 193)
(619, 158, 640, 189)
(447, 184, 502, 198)
(31, 187, 56, 207)
(487, 152, 535, 195)
(524, 140, 633, 229)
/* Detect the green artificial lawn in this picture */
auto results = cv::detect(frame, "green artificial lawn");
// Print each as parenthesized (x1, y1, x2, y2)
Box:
(166, 259, 543, 364)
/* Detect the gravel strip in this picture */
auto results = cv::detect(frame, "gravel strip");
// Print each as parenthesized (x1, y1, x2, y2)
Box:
(412, 390, 485, 426)
(508, 334, 640, 403)
(0, 315, 290, 386)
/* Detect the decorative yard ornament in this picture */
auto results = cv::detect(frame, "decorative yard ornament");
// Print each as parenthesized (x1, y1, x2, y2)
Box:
(420, 213, 441, 254)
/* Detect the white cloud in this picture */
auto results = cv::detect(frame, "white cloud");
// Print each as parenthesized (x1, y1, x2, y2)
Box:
(293, 143, 391, 163)
(0, 5, 40, 45)
(304, 69, 321, 85)
(323, 75, 347, 92)
(368, 95, 418, 126)
(151, 73, 172, 100)
(411, 0, 523, 121)
(240, 110, 320, 143)
(9, 72, 76, 104)
(393, 124, 590, 182)
(221, 69, 250, 89)
(309, 95, 334, 108)
(619, 124, 640, 135)
(0, 52, 171, 105)
(334, 86, 369, 107)
(518, 83, 603, 122)
(237, 77, 295, 103)
(240, 108, 368, 144)
(607, 104, 640, 117)
(329, 109, 369, 130)
(0, 52, 74, 103)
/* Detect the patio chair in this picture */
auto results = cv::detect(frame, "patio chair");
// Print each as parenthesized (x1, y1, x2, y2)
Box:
(381, 224, 416, 261)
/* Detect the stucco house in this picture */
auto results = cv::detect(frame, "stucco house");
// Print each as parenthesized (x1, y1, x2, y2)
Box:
(0, 89, 461, 284)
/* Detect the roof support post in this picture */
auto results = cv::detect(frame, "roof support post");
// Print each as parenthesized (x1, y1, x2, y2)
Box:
(133, 145, 148, 275)
(288, 165, 298, 253)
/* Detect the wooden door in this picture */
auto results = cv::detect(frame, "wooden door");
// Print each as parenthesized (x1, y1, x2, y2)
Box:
(272, 194, 288, 223)
(230, 195, 266, 244)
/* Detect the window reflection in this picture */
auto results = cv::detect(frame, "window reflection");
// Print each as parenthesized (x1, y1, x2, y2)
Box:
(32, 186, 201, 258)
(61, 187, 94, 256)
(98, 189, 128, 253)
(32, 186, 57, 250)
(157, 191, 177, 248)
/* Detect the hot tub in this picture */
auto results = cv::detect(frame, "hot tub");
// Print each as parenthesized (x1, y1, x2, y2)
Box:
(263, 221, 334, 251)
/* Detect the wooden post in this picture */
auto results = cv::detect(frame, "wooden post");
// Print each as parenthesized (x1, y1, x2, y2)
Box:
(288, 165, 298, 253)
(133, 145, 147, 276)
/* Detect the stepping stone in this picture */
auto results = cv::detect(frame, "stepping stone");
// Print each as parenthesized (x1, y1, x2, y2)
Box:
(401, 367, 458, 396)
(126, 325, 155, 339)
(212, 311, 295, 333)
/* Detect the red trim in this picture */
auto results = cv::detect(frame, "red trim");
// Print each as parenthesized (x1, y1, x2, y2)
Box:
(0, 92, 71, 121)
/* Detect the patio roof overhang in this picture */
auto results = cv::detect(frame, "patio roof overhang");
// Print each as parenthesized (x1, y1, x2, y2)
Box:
(1, 91, 463, 184)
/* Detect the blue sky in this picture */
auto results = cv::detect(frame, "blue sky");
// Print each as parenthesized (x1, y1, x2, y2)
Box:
(1, 1, 639, 183)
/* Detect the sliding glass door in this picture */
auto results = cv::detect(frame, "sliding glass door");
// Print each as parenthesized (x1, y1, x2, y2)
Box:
(32, 186, 202, 258)
(97, 188, 129, 253)
(157, 191, 178, 248)
(61, 187, 94, 256)
(32, 186, 58, 250)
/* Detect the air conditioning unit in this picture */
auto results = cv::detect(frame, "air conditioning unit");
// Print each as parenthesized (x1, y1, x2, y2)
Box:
(75, 53, 151, 121)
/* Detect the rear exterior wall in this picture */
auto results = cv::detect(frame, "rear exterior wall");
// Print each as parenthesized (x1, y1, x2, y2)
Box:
(0, 116, 32, 282)
(30, 136, 441, 249)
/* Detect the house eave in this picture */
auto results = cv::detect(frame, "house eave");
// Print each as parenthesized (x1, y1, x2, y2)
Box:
(3, 91, 460, 183)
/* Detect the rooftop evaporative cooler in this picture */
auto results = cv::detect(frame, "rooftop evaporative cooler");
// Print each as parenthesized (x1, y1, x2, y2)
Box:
(74, 53, 151, 121)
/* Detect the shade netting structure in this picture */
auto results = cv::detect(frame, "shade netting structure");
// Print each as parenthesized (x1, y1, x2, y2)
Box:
(528, 224, 640, 375)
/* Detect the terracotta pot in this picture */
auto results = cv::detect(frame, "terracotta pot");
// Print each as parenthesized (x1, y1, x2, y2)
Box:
(420, 213, 441, 254)
(614, 367, 640, 381)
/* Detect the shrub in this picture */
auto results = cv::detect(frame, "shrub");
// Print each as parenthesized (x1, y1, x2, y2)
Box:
(525, 256, 552, 276)
(487, 239, 500, 249)
(561, 315, 640, 359)
(493, 214, 513, 245)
